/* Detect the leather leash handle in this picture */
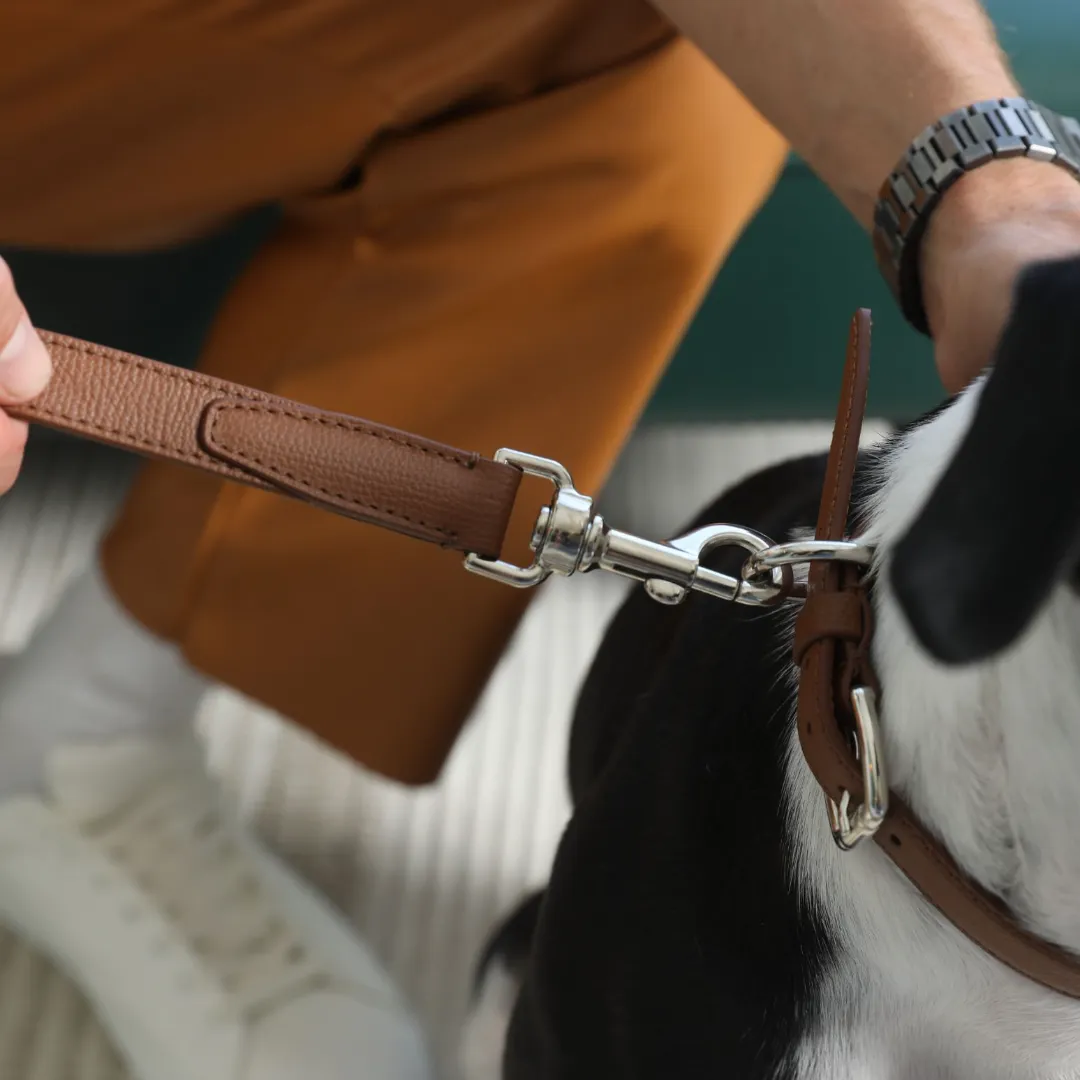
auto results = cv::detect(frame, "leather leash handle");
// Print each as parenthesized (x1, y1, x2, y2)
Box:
(8, 332, 522, 559)
(796, 311, 1080, 998)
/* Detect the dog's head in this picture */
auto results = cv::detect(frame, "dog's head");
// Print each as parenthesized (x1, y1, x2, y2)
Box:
(890, 254, 1080, 665)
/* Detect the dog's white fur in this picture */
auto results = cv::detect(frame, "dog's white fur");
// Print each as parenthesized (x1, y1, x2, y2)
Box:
(787, 378, 1080, 1079)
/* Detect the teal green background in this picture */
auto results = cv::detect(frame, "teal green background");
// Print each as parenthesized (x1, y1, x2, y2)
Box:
(3, 0, 1078, 424)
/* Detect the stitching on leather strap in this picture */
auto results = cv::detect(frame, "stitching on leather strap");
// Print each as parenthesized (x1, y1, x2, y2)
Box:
(205, 407, 458, 541)
(824, 317, 859, 536)
(38, 334, 480, 472)
(207, 401, 478, 470)
(19, 400, 213, 466)
(44, 335, 267, 404)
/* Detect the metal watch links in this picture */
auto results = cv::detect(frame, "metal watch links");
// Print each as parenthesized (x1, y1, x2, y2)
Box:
(873, 98, 1080, 335)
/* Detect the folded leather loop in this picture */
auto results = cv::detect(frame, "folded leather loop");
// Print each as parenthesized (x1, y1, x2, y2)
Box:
(11, 332, 522, 558)
(796, 310, 1080, 998)
(792, 591, 864, 666)
(201, 398, 518, 554)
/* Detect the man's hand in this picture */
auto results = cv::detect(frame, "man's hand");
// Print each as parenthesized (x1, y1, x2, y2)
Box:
(0, 258, 52, 493)
(921, 158, 1080, 393)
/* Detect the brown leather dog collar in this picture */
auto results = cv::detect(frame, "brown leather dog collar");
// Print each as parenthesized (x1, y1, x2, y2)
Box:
(795, 310, 1080, 998)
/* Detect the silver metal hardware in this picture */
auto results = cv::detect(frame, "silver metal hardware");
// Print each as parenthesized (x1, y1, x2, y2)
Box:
(826, 686, 889, 850)
(463, 451, 571, 589)
(743, 538, 875, 579)
(464, 450, 789, 606)
(467, 451, 888, 850)
(465, 451, 877, 610)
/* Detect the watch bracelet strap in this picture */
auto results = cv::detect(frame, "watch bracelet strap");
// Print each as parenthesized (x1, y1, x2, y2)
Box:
(873, 98, 1080, 335)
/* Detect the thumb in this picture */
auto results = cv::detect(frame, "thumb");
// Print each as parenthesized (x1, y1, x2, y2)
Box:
(0, 258, 52, 403)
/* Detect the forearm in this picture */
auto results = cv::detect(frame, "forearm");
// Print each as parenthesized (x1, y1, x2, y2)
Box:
(650, 0, 1019, 228)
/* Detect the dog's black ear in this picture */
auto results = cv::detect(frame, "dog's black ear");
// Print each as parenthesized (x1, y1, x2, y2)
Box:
(890, 254, 1080, 665)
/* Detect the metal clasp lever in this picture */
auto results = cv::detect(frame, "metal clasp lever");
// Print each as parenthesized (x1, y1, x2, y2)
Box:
(463, 450, 789, 606)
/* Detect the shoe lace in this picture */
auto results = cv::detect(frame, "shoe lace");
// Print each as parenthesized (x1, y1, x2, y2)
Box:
(82, 764, 331, 1015)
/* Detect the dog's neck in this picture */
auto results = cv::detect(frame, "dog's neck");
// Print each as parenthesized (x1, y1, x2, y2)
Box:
(867, 384, 1080, 955)
(785, 382, 1080, 1074)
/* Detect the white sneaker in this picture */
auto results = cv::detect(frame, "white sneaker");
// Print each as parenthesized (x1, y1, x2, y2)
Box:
(0, 734, 432, 1080)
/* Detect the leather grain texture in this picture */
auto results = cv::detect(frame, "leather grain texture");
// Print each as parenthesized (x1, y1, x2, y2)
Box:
(12, 332, 521, 558)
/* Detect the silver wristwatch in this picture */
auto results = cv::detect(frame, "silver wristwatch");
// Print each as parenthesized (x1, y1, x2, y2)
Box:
(873, 97, 1080, 335)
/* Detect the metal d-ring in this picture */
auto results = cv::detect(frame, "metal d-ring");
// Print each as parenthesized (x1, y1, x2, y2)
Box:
(826, 685, 889, 850)
(743, 538, 875, 581)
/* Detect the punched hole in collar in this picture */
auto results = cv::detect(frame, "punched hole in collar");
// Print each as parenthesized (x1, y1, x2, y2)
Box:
(889, 834, 902, 847)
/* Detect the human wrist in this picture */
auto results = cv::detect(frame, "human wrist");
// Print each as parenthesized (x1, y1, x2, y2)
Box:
(840, 80, 1023, 228)
(870, 92, 1080, 337)
(920, 156, 1080, 337)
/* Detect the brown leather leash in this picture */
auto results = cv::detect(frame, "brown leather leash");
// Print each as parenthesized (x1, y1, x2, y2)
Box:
(13, 323, 1080, 996)
(796, 309, 1080, 998)
(12, 332, 523, 560)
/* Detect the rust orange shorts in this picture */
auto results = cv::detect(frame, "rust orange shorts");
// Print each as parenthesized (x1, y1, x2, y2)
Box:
(0, 0, 786, 782)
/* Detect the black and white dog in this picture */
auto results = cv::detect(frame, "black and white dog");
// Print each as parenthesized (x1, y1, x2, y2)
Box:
(460, 256, 1080, 1080)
